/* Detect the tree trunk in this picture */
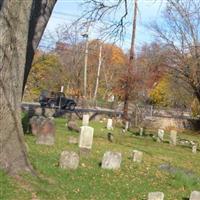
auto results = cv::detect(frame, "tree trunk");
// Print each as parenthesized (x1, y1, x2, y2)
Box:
(0, 0, 33, 174)
(0, 0, 56, 174)
(23, 0, 57, 93)
(123, 0, 138, 120)
(93, 43, 102, 100)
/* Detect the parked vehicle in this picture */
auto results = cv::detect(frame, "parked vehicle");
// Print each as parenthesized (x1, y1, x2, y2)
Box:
(39, 90, 76, 110)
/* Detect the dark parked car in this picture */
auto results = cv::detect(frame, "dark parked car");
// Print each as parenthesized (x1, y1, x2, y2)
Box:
(39, 90, 76, 110)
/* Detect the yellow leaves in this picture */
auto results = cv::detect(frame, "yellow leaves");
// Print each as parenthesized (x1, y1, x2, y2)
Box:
(110, 45, 126, 66)
(149, 76, 171, 107)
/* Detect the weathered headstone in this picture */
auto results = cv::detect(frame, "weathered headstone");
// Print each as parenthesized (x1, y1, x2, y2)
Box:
(148, 192, 164, 200)
(139, 127, 144, 136)
(68, 121, 81, 133)
(79, 126, 94, 153)
(59, 151, 79, 170)
(132, 150, 143, 163)
(170, 130, 177, 146)
(190, 191, 200, 200)
(68, 136, 78, 144)
(29, 116, 46, 136)
(82, 114, 90, 126)
(36, 118, 55, 145)
(107, 118, 113, 130)
(157, 129, 164, 142)
(101, 151, 122, 170)
(192, 144, 198, 154)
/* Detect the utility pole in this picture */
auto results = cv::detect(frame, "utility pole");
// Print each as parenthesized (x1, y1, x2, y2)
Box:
(82, 24, 90, 98)
(123, 0, 138, 120)
(93, 42, 103, 101)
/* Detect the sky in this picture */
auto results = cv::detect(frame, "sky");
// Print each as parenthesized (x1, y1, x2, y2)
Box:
(40, 0, 166, 52)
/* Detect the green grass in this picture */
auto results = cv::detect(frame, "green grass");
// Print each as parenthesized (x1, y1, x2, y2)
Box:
(1, 118, 200, 200)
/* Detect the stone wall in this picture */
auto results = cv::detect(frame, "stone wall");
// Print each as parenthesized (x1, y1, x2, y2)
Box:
(143, 116, 200, 131)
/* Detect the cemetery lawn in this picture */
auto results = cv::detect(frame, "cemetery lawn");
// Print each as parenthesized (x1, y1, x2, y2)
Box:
(1, 118, 200, 200)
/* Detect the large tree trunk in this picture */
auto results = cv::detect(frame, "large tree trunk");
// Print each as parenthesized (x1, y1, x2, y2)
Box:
(0, 0, 56, 174)
(23, 0, 57, 93)
(123, 0, 138, 120)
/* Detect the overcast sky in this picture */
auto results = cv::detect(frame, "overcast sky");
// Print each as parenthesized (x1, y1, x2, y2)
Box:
(40, 0, 166, 51)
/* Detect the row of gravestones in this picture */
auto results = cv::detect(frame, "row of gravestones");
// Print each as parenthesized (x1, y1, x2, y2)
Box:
(105, 116, 198, 154)
(156, 128, 198, 153)
(139, 127, 198, 154)
(29, 116, 200, 200)
(29, 114, 114, 146)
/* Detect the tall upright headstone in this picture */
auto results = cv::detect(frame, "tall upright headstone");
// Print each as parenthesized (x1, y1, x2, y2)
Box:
(157, 129, 165, 142)
(82, 114, 90, 126)
(36, 118, 55, 145)
(79, 126, 94, 154)
(192, 144, 198, 154)
(107, 118, 113, 130)
(139, 127, 144, 136)
(125, 121, 129, 131)
(170, 130, 177, 146)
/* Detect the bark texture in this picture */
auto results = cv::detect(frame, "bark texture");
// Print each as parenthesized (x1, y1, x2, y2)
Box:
(0, 0, 56, 174)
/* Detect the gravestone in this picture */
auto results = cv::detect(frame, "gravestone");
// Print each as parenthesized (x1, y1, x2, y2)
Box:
(157, 129, 164, 142)
(139, 127, 144, 136)
(190, 191, 200, 200)
(30, 116, 46, 136)
(68, 121, 80, 133)
(79, 126, 94, 155)
(148, 192, 164, 200)
(125, 121, 129, 131)
(68, 136, 78, 144)
(132, 150, 143, 163)
(82, 114, 90, 126)
(101, 151, 122, 170)
(107, 118, 113, 130)
(36, 118, 55, 145)
(192, 144, 198, 154)
(170, 130, 177, 146)
(59, 151, 79, 170)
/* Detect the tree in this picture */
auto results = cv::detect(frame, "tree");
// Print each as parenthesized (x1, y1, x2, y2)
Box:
(0, 0, 56, 174)
(151, 0, 200, 104)
(81, 0, 138, 119)
(24, 51, 66, 101)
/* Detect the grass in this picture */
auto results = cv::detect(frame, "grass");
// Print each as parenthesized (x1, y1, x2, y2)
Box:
(1, 118, 200, 200)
